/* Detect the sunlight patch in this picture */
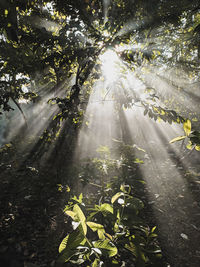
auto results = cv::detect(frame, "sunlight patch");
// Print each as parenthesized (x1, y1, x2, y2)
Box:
(99, 49, 120, 84)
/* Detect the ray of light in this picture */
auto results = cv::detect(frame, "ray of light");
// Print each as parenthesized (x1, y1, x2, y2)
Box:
(75, 79, 117, 160)
(138, 65, 200, 117)
(1, 75, 75, 162)
(102, 0, 111, 22)
(116, 17, 151, 38)
(69, 47, 200, 265)
(122, 104, 200, 264)
(99, 49, 121, 86)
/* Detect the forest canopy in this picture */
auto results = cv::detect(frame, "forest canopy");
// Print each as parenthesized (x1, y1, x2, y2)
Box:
(0, 0, 200, 153)
(0, 0, 200, 112)
(1, 1, 200, 267)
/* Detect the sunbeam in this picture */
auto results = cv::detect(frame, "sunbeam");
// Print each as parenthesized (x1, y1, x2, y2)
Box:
(69, 43, 200, 266)
(102, 0, 111, 22)
(1, 1, 200, 266)
(99, 49, 120, 85)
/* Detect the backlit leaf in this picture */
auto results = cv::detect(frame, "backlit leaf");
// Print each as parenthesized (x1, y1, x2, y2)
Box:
(111, 192, 124, 204)
(186, 141, 193, 150)
(73, 204, 86, 222)
(183, 119, 191, 136)
(195, 145, 200, 151)
(73, 205, 87, 234)
(92, 258, 101, 267)
(65, 210, 76, 220)
(58, 224, 87, 263)
(4, 9, 8, 17)
(98, 229, 106, 239)
(59, 235, 69, 253)
(169, 136, 186, 144)
(94, 240, 118, 257)
(100, 203, 113, 214)
(134, 158, 144, 164)
(87, 222, 104, 232)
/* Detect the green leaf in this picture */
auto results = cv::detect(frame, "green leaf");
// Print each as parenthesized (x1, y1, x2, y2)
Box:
(169, 135, 186, 144)
(65, 210, 76, 220)
(134, 158, 144, 164)
(87, 222, 105, 239)
(129, 197, 144, 211)
(111, 192, 124, 204)
(183, 119, 191, 136)
(92, 258, 100, 267)
(58, 247, 76, 263)
(186, 141, 193, 150)
(125, 240, 146, 267)
(98, 229, 106, 239)
(125, 242, 137, 257)
(120, 184, 131, 194)
(112, 259, 119, 265)
(59, 226, 86, 253)
(100, 203, 113, 214)
(4, 9, 8, 17)
(73, 204, 86, 222)
(87, 222, 104, 232)
(94, 240, 118, 257)
(58, 225, 86, 262)
(72, 193, 83, 204)
(195, 145, 200, 151)
(5, 143, 12, 148)
(73, 204, 87, 234)
(59, 235, 69, 253)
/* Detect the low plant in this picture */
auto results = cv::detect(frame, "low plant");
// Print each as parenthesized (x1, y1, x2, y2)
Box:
(57, 184, 162, 266)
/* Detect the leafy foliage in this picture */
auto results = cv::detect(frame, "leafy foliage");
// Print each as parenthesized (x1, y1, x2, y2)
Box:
(169, 119, 200, 151)
(58, 185, 162, 266)
(0, 1, 199, 263)
(0, 0, 199, 132)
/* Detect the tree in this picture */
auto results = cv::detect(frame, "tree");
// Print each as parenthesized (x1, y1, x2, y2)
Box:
(1, 2, 200, 266)
(0, 0, 200, 147)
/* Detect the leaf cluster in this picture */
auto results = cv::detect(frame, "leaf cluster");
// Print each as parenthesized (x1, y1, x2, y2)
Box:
(58, 185, 162, 266)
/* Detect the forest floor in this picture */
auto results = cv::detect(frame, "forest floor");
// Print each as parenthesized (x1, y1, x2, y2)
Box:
(0, 154, 64, 267)
(0, 139, 200, 267)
